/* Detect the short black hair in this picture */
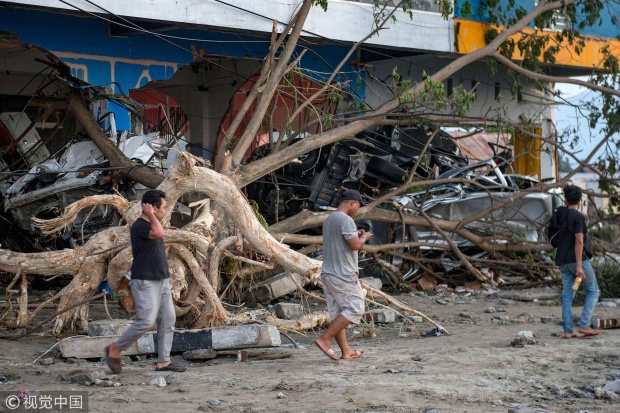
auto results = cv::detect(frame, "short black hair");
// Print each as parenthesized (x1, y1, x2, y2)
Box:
(142, 189, 166, 208)
(563, 184, 582, 206)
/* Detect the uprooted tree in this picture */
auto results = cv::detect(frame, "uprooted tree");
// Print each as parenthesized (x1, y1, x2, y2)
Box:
(1, 0, 620, 334)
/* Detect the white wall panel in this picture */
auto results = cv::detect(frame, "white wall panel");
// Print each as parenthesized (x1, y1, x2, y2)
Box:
(4, 0, 453, 52)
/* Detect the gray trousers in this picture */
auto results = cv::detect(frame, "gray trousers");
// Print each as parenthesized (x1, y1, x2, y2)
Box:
(116, 279, 176, 363)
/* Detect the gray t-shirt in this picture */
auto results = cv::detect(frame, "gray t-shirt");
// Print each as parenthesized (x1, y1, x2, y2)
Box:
(322, 211, 359, 283)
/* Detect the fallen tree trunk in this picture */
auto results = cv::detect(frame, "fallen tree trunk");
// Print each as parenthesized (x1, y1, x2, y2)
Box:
(158, 153, 323, 283)
(67, 91, 164, 189)
(263, 311, 331, 331)
(0, 152, 459, 335)
(0, 153, 323, 332)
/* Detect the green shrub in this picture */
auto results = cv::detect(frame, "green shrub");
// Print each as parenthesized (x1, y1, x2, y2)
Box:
(574, 259, 620, 304)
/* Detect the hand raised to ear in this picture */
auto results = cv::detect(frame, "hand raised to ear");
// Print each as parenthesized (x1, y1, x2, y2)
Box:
(142, 203, 155, 216)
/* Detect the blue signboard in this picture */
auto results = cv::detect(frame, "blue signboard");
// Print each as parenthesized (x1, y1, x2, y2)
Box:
(0, 7, 364, 130)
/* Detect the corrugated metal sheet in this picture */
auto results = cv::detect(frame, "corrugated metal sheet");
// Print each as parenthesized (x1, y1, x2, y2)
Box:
(450, 131, 512, 163)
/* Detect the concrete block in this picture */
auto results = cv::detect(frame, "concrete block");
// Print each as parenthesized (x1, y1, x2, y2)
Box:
(244, 272, 307, 304)
(168, 325, 281, 351)
(87, 319, 133, 337)
(274, 303, 304, 319)
(511, 331, 537, 347)
(360, 277, 382, 291)
(59, 325, 281, 358)
(59, 334, 154, 359)
(362, 308, 396, 323)
(603, 379, 620, 393)
(210, 324, 281, 350)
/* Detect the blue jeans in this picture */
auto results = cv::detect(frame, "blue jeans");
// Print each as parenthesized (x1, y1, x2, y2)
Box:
(560, 260, 599, 333)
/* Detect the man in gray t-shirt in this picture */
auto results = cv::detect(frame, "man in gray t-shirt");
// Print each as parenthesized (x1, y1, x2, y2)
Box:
(321, 208, 360, 281)
(315, 190, 372, 360)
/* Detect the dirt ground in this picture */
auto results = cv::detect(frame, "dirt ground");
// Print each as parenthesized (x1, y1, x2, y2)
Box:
(1, 287, 619, 413)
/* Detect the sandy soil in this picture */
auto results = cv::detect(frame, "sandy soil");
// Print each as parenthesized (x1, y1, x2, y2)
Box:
(1, 288, 619, 413)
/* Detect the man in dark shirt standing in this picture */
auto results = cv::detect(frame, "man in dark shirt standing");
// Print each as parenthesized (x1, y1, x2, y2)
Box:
(104, 190, 186, 373)
(554, 185, 601, 339)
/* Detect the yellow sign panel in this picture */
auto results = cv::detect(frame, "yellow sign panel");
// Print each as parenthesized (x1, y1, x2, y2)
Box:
(454, 19, 620, 69)
(513, 127, 543, 178)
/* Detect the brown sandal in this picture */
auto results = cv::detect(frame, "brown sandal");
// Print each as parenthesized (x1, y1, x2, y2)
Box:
(155, 362, 187, 372)
(577, 328, 601, 338)
(104, 345, 122, 374)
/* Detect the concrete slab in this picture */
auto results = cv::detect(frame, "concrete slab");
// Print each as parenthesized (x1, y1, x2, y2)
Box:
(58, 335, 151, 359)
(59, 325, 281, 358)
(362, 308, 396, 323)
(87, 319, 134, 337)
(274, 303, 304, 319)
(210, 324, 281, 350)
(244, 272, 307, 304)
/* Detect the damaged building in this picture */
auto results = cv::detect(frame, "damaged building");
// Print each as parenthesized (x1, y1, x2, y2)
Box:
(0, 0, 617, 276)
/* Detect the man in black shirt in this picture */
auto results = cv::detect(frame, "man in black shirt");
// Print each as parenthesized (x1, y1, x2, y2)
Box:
(554, 185, 601, 339)
(104, 190, 186, 373)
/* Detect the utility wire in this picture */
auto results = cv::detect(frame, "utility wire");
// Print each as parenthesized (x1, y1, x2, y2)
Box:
(211, 0, 549, 103)
(58, 0, 251, 83)
(60, 0, 369, 109)
(60, 0, 552, 120)
(78, 0, 369, 104)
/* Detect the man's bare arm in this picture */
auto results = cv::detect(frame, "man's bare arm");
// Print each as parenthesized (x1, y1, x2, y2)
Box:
(346, 230, 372, 251)
(143, 203, 165, 239)
(574, 232, 585, 278)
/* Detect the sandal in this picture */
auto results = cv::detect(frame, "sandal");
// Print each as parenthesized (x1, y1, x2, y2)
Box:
(104, 345, 122, 374)
(155, 362, 187, 372)
(341, 350, 365, 360)
(577, 328, 602, 338)
(314, 340, 339, 361)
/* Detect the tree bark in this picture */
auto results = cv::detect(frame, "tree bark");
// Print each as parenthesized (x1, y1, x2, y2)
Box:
(160, 153, 323, 283)
(167, 243, 229, 327)
(263, 311, 331, 331)
(67, 91, 164, 189)
(53, 258, 106, 333)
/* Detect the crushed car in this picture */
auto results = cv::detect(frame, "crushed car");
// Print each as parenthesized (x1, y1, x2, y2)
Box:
(388, 158, 559, 279)
(247, 124, 468, 223)
(247, 125, 557, 283)
(0, 111, 185, 251)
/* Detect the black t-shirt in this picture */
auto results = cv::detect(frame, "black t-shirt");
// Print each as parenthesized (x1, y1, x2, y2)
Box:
(130, 218, 170, 280)
(555, 208, 588, 266)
